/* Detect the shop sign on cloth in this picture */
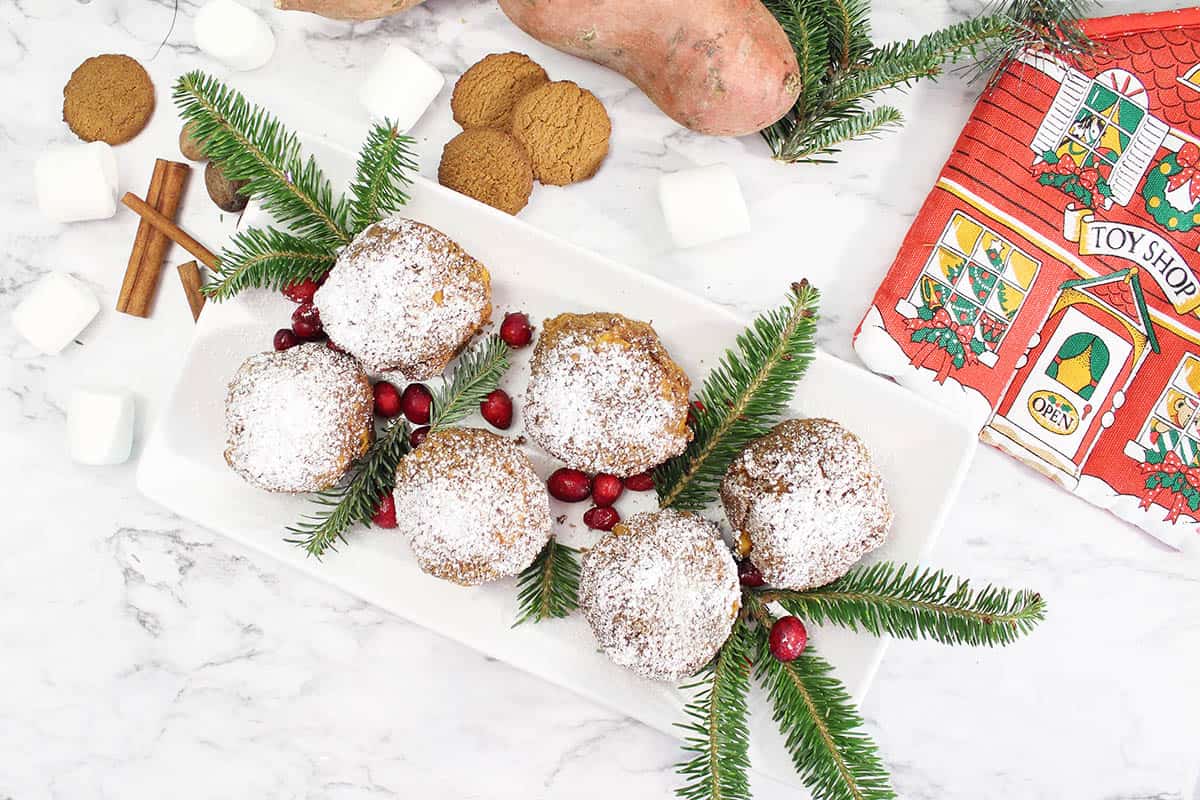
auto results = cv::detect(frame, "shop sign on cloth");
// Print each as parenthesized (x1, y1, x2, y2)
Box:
(854, 9, 1200, 548)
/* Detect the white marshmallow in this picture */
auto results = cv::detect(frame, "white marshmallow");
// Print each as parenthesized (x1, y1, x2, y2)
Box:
(358, 43, 445, 132)
(67, 388, 135, 466)
(658, 163, 751, 249)
(35, 142, 119, 223)
(195, 0, 276, 71)
(12, 272, 100, 355)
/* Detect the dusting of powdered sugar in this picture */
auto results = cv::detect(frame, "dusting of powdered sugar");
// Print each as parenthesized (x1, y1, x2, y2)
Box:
(314, 217, 492, 379)
(579, 509, 740, 682)
(720, 418, 893, 591)
(224, 342, 374, 493)
(523, 313, 691, 477)
(392, 427, 551, 586)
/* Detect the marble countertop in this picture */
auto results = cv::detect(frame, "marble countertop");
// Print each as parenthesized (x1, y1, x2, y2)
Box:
(3, 1, 1199, 797)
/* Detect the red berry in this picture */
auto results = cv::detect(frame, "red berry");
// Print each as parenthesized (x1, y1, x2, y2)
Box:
(591, 473, 624, 507)
(499, 312, 534, 348)
(400, 383, 433, 425)
(583, 505, 620, 531)
(273, 328, 299, 351)
(291, 302, 323, 339)
(624, 471, 655, 492)
(373, 381, 402, 418)
(738, 560, 765, 588)
(687, 400, 706, 427)
(768, 616, 808, 662)
(282, 275, 323, 304)
(410, 426, 430, 447)
(547, 468, 591, 502)
(480, 389, 513, 429)
(371, 493, 397, 529)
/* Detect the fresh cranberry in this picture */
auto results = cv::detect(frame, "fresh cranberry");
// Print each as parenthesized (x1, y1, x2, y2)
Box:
(373, 381, 402, 418)
(591, 473, 624, 507)
(768, 616, 808, 662)
(480, 389, 513, 429)
(400, 383, 433, 425)
(547, 468, 591, 502)
(624, 471, 655, 492)
(291, 302, 323, 339)
(282, 275, 324, 304)
(371, 493, 397, 529)
(499, 312, 533, 348)
(687, 400, 706, 427)
(273, 328, 299, 351)
(409, 426, 430, 448)
(738, 560, 765, 588)
(583, 506, 620, 531)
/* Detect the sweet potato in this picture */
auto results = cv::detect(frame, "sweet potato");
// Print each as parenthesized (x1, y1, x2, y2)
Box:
(497, 0, 800, 137)
(273, 0, 425, 20)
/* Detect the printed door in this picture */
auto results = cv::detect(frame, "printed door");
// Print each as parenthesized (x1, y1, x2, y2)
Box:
(1004, 306, 1132, 471)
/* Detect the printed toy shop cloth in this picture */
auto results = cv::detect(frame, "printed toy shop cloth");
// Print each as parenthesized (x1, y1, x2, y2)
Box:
(854, 8, 1200, 549)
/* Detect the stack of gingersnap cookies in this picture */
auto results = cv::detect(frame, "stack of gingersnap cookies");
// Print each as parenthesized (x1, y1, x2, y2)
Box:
(439, 52, 611, 215)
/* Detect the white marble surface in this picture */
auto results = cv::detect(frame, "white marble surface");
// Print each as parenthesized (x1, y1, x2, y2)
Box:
(2, 1, 1199, 798)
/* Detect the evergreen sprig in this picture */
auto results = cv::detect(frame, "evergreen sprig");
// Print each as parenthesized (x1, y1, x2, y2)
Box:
(173, 71, 351, 250)
(654, 281, 819, 510)
(747, 598, 894, 800)
(762, 561, 1047, 647)
(762, 0, 1096, 163)
(202, 226, 337, 300)
(429, 335, 512, 429)
(285, 418, 411, 559)
(348, 122, 418, 236)
(513, 538, 582, 626)
(676, 621, 753, 800)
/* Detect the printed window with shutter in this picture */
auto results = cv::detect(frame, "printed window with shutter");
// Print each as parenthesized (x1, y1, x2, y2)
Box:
(1130, 354, 1200, 466)
(1031, 67, 1169, 207)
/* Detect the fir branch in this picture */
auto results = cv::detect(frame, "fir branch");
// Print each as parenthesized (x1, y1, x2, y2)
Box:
(348, 121, 418, 236)
(202, 226, 337, 300)
(824, 0, 874, 69)
(429, 335, 512, 430)
(763, 0, 829, 122)
(761, 561, 1047, 647)
(967, 0, 1097, 85)
(675, 621, 753, 800)
(513, 538, 582, 626)
(748, 598, 894, 800)
(655, 282, 820, 510)
(770, 106, 903, 164)
(173, 71, 351, 251)
(285, 419, 410, 559)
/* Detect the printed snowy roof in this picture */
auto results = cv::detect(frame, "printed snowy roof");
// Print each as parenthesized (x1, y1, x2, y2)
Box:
(1060, 268, 1161, 353)
(1083, 9, 1200, 141)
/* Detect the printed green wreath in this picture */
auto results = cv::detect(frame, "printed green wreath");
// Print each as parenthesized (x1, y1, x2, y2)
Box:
(1142, 152, 1200, 233)
(179, 71, 1047, 800)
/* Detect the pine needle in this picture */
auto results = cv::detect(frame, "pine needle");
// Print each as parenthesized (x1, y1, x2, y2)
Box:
(429, 335, 512, 429)
(762, 561, 1047, 647)
(202, 226, 337, 299)
(675, 621, 753, 800)
(348, 121, 418, 235)
(748, 598, 895, 800)
(172, 71, 351, 251)
(513, 538, 582, 626)
(654, 281, 819, 510)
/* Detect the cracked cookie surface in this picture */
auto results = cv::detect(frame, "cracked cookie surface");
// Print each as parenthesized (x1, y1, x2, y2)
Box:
(510, 80, 610, 186)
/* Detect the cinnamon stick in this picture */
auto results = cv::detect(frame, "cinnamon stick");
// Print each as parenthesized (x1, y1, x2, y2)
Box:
(177, 261, 206, 322)
(116, 159, 191, 317)
(121, 192, 220, 270)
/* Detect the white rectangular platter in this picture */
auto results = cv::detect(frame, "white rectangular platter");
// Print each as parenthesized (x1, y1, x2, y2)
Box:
(137, 138, 977, 791)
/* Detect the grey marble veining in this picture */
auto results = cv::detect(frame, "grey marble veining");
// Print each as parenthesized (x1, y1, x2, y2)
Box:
(2, 0, 1199, 798)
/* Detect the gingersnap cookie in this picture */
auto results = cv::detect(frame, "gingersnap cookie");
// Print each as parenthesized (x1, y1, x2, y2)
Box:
(511, 81, 611, 186)
(62, 54, 155, 145)
(438, 128, 534, 215)
(451, 52, 549, 129)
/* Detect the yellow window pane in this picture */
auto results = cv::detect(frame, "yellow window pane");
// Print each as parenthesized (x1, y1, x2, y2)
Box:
(943, 212, 983, 255)
(1007, 251, 1038, 290)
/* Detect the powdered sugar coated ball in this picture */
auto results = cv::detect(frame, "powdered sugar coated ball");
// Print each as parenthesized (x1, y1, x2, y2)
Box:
(315, 217, 492, 378)
(392, 427, 552, 585)
(523, 312, 691, 477)
(720, 418, 893, 591)
(224, 343, 374, 493)
(579, 509, 740, 682)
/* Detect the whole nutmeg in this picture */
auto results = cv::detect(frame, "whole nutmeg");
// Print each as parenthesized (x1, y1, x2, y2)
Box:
(205, 161, 249, 212)
(179, 121, 208, 161)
